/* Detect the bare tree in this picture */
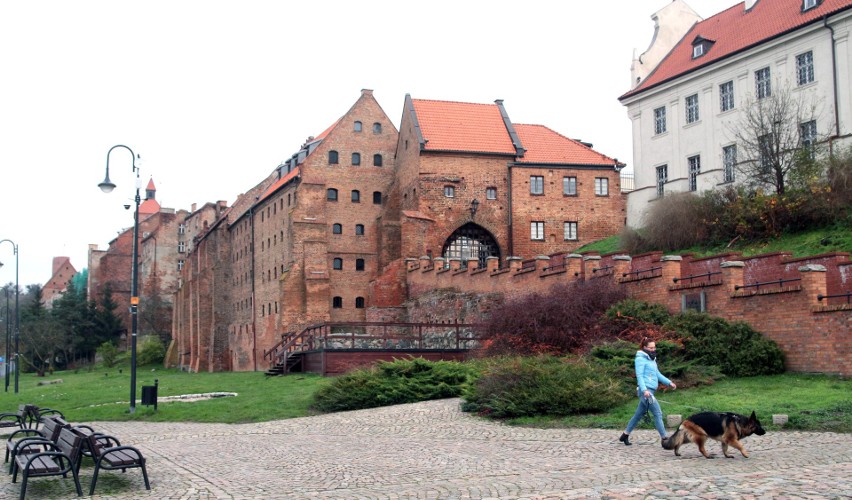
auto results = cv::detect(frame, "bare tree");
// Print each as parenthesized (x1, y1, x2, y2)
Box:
(728, 84, 828, 194)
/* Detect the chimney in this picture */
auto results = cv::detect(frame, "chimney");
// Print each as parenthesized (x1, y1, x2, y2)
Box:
(361, 89, 373, 96)
(191, 203, 197, 212)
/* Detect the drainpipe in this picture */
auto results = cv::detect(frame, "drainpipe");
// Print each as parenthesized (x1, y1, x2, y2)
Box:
(507, 163, 513, 257)
(250, 203, 257, 372)
(823, 15, 842, 154)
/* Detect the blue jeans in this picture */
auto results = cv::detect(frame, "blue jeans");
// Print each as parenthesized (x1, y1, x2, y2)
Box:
(625, 389, 667, 438)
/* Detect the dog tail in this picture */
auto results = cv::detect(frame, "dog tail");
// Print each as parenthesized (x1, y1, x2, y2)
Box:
(661, 427, 681, 450)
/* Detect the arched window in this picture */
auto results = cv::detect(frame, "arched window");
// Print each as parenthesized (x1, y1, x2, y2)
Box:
(327, 188, 338, 201)
(352, 152, 361, 166)
(442, 222, 501, 268)
(373, 122, 382, 134)
(332, 223, 342, 234)
(354, 121, 362, 132)
(328, 150, 339, 164)
(355, 297, 365, 309)
(333, 258, 343, 270)
(356, 259, 365, 271)
(373, 191, 382, 205)
(351, 190, 360, 203)
(373, 154, 382, 167)
(332, 297, 343, 308)
(355, 224, 364, 235)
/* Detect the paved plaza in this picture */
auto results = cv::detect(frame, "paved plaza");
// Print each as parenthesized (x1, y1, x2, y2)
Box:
(4, 398, 851, 499)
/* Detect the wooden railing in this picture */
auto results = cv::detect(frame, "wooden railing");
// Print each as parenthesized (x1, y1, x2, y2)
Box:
(264, 321, 484, 368)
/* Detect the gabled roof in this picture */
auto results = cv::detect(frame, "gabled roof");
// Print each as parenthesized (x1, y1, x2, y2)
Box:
(621, 0, 852, 100)
(514, 124, 618, 165)
(139, 198, 160, 214)
(258, 167, 300, 204)
(411, 99, 517, 155)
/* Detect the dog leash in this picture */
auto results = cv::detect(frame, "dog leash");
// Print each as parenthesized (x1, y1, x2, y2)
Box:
(655, 398, 706, 412)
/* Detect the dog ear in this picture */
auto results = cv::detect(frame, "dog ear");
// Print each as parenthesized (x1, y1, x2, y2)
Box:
(749, 410, 756, 420)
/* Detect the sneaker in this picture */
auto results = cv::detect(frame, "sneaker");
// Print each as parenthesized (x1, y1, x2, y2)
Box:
(619, 433, 631, 446)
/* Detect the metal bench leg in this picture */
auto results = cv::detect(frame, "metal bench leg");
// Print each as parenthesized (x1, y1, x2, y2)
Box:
(89, 464, 101, 496)
(18, 471, 27, 500)
(70, 466, 83, 496)
(141, 461, 151, 489)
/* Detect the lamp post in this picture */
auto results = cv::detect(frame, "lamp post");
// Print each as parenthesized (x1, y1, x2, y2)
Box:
(0, 239, 20, 393)
(98, 145, 141, 413)
(4, 287, 9, 392)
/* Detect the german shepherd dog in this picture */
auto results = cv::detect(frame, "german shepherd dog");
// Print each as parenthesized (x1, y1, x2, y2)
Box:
(661, 411, 766, 458)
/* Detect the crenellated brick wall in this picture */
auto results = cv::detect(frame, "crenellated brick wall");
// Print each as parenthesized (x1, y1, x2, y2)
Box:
(386, 251, 852, 376)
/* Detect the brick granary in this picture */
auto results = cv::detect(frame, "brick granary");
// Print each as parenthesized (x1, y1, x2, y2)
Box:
(172, 90, 626, 372)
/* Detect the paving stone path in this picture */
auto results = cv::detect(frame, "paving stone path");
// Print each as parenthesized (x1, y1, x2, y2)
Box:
(4, 398, 850, 498)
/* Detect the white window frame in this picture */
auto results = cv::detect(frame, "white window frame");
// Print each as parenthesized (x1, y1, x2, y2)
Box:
(756, 67, 771, 99)
(803, 0, 819, 10)
(654, 106, 667, 135)
(796, 51, 815, 86)
(530, 221, 545, 241)
(530, 176, 544, 195)
(692, 44, 704, 58)
(723, 145, 737, 183)
(656, 165, 668, 198)
(719, 81, 734, 112)
(178, 241, 186, 253)
(688, 155, 701, 192)
(564, 221, 578, 241)
(444, 186, 455, 198)
(594, 177, 609, 196)
(486, 187, 497, 200)
(685, 94, 700, 123)
(563, 176, 577, 196)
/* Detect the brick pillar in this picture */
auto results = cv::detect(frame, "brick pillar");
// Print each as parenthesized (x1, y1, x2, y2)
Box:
(583, 255, 601, 277)
(565, 254, 583, 279)
(448, 257, 462, 271)
(507, 256, 522, 272)
(535, 255, 550, 272)
(721, 261, 745, 293)
(405, 258, 418, 271)
(612, 255, 632, 280)
(434, 257, 446, 270)
(486, 256, 499, 272)
(660, 255, 682, 284)
(798, 264, 827, 308)
(467, 259, 479, 271)
(419, 255, 432, 269)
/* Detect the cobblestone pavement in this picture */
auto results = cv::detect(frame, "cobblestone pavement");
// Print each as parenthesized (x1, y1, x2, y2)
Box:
(4, 398, 851, 499)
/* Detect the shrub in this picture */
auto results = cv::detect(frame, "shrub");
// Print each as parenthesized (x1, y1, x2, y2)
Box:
(311, 357, 478, 413)
(606, 299, 671, 326)
(97, 341, 118, 368)
(641, 192, 711, 251)
(137, 336, 166, 366)
(461, 356, 628, 418)
(664, 312, 785, 377)
(480, 280, 627, 356)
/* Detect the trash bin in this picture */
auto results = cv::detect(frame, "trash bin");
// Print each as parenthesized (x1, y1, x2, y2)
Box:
(141, 379, 158, 410)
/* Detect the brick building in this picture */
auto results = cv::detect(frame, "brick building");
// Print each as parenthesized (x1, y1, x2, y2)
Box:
(172, 90, 627, 372)
(42, 257, 77, 308)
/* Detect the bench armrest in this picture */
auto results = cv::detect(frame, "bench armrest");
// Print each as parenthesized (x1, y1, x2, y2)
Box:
(7, 429, 43, 441)
(98, 444, 145, 464)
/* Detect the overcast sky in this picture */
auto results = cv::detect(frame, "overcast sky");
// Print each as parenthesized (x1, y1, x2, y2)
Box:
(0, 0, 738, 288)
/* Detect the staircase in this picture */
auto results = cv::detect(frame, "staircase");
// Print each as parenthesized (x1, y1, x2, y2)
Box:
(264, 352, 304, 376)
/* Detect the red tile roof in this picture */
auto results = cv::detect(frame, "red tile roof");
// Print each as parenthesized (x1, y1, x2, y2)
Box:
(146, 178, 156, 190)
(412, 99, 517, 155)
(621, 0, 852, 100)
(514, 124, 618, 165)
(258, 167, 300, 204)
(139, 198, 160, 214)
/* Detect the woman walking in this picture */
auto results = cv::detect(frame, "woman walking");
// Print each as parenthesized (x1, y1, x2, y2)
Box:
(619, 338, 676, 445)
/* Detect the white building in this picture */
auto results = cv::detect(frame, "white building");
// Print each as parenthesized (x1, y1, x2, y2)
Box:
(620, 0, 852, 227)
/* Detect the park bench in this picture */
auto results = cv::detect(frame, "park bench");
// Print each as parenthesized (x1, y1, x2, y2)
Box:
(24, 406, 64, 430)
(6, 416, 68, 472)
(75, 428, 150, 495)
(11, 427, 83, 499)
(0, 405, 29, 433)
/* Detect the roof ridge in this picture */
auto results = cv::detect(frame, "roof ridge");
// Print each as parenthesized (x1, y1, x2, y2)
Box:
(411, 98, 498, 107)
(515, 123, 605, 156)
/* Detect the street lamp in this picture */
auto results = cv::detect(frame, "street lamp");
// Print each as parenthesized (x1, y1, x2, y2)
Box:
(0, 239, 20, 393)
(4, 287, 9, 392)
(98, 145, 141, 413)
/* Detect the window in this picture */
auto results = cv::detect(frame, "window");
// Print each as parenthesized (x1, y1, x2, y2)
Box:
(355, 224, 364, 235)
(178, 241, 186, 253)
(595, 178, 609, 196)
(329, 150, 339, 164)
(656, 165, 668, 197)
(654, 106, 667, 135)
(688, 155, 701, 192)
(723, 145, 737, 183)
(333, 258, 343, 270)
(564, 221, 578, 241)
(719, 81, 734, 112)
(801, 120, 817, 156)
(332, 297, 342, 308)
(692, 44, 704, 58)
(685, 94, 699, 124)
(373, 122, 382, 134)
(332, 223, 342, 234)
(530, 176, 544, 195)
(327, 188, 338, 201)
(682, 291, 707, 312)
(756, 67, 771, 99)
(563, 176, 577, 196)
(356, 258, 365, 271)
(486, 187, 497, 200)
(352, 153, 361, 165)
(355, 297, 365, 309)
(531, 221, 544, 240)
(803, 0, 820, 11)
(351, 190, 360, 203)
(354, 121, 362, 132)
(178, 224, 186, 235)
(373, 154, 382, 167)
(797, 51, 814, 86)
(373, 191, 382, 204)
(444, 185, 455, 198)
(178, 259, 184, 271)
(759, 134, 774, 173)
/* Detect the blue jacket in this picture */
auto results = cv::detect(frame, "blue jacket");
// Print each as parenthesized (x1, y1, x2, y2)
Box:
(634, 350, 672, 392)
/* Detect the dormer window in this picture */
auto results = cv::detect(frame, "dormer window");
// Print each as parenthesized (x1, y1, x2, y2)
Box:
(691, 36, 714, 59)
(803, 0, 820, 11)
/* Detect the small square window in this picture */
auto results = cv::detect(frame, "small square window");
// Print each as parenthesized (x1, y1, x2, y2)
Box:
(354, 121, 362, 132)
(352, 153, 361, 165)
(803, 0, 819, 11)
(356, 259, 365, 271)
(444, 186, 455, 198)
(327, 188, 338, 201)
(351, 190, 360, 203)
(594, 178, 609, 196)
(530, 176, 544, 195)
(332, 223, 342, 234)
(531, 221, 544, 240)
(333, 258, 343, 270)
(373, 122, 382, 134)
(564, 221, 578, 241)
(355, 297, 365, 309)
(355, 224, 365, 235)
(373, 154, 383, 167)
(329, 150, 339, 164)
(486, 187, 497, 200)
(373, 191, 382, 204)
(563, 177, 577, 196)
(332, 297, 343, 308)
(692, 44, 704, 58)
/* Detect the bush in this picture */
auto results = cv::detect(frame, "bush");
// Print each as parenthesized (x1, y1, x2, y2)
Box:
(480, 280, 627, 356)
(137, 336, 166, 366)
(97, 342, 118, 368)
(664, 312, 785, 377)
(641, 192, 711, 251)
(311, 357, 478, 413)
(590, 339, 723, 389)
(606, 299, 671, 326)
(461, 356, 628, 418)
